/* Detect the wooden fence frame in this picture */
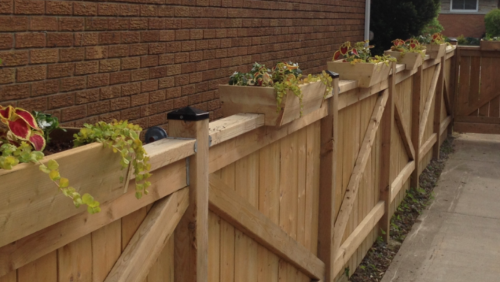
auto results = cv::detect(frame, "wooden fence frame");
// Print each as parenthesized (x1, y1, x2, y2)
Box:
(0, 47, 456, 282)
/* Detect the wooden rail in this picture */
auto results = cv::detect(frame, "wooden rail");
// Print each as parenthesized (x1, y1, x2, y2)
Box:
(0, 47, 456, 282)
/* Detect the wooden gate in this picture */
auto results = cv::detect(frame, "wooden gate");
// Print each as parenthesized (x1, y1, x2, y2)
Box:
(454, 46, 500, 134)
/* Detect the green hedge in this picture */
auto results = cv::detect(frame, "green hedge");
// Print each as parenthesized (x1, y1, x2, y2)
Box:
(485, 9, 500, 37)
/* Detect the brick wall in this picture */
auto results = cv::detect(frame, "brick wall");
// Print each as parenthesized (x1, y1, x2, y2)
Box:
(0, 0, 365, 133)
(439, 13, 486, 37)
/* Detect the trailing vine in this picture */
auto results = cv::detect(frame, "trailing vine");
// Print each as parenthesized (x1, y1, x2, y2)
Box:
(73, 120, 152, 199)
(228, 62, 333, 114)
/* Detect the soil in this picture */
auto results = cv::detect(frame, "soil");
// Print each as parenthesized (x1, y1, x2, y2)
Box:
(43, 138, 74, 156)
(348, 137, 455, 282)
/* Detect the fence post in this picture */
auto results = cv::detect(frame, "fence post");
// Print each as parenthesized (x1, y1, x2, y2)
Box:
(168, 107, 210, 282)
(379, 62, 395, 241)
(318, 73, 339, 282)
(411, 65, 423, 189)
(433, 57, 446, 160)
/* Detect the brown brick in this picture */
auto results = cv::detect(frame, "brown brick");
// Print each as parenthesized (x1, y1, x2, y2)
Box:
(99, 111, 121, 123)
(0, 51, 29, 66)
(119, 4, 139, 16)
(108, 18, 129, 31)
(149, 43, 166, 55)
(173, 96, 188, 109)
(141, 80, 158, 93)
(159, 54, 174, 65)
(150, 66, 168, 79)
(86, 46, 108, 60)
(30, 16, 58, 31)
(87, 73, 109, 88)
(131, 69, 149, 82)
(129, 44, 148, 56)
(121, 31, 140, 44)
(149, 113, 166, 127)
(74, 32, 98, 46)
(129, 18, 148, 30)
(110, 97, 129, 111)
(0, 84, 29, 101)
(48, 63, 74, 78)
(59, 48, 85, 62)
(75, 89, 99, 104)
(49, 92, 74, 109)
(175, 30, 190, 41)
(84, 18, 108, 31)
(141, 31, 160, 42)
(74, 2, 97, 16)
(0, 34, 13, 49)
(87, 100, 110, 115)
(175, 53, 189, 64)
(31, 80, 58, 96)
(99, 59, 120, 73)
(160, 30, 175, 42)
(0, 68, 14, 84)
(167, 64, 182, 76)
(99, 32, 120, 45)
(100, 85, 121, 100)
(140, 55, 158, 68)
(149, 18, 164, 30)
(17, 97, 47, 112)
(59, 17, 84, 31)
(129, 117, 147, 129)
(15, 0, 44, 14)
(0, 0, 13, 14)
(60, 76, 86, 92)
(47, 33, 73, 47)
(149, 90, 166, 103)
(75, 61, 99, 75)
(121, 107, 141, 120)
(122, 82, 140, 96)
(141, 5, 157, 17)
(74, 116, 98, 127)
(17, 65, 45, 82)
(45, 0, 71, 15)
(159, 77, 175, 89)
(97, 3, 119, 16)
(121, 57, 140, 70)
(108, 45, 129, 58)
(166, 87, 181, 99)
(158, 6, 174, 17)
(62, 105, 87, 122)
(109, 71, 130, 85)
(15, 32, 45, 48)
(131, 93, 149, 107)
(30, 49, 58, 64)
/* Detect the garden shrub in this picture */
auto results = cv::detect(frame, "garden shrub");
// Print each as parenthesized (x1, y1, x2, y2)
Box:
(485, 9, 500, 37)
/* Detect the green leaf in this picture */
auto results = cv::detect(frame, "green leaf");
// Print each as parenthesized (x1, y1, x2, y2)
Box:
(49, 170, 60, 181)
(82, 193, 94, 205)
(39, 164, 50, 173)
(59, 178, 69, 188)
(47, 159, 59, 170)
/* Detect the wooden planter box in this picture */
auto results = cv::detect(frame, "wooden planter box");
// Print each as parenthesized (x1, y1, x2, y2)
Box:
(219, 81, 327, 127)
(0, 128, 127, 247)
(425, 44, 446, 59)
(480, 40, 500, 51)
(384, 50, 426, 71)
(327, 60, 391, 88)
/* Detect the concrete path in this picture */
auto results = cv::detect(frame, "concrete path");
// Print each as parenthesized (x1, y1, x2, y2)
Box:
(381, 133, 500, 282)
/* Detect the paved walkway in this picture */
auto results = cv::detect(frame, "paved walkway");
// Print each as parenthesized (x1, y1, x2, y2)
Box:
(381, 133, 500, 282)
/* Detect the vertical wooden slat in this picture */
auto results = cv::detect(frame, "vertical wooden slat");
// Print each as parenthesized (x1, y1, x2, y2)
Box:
(311, 121, 321, 254)
(433, 57, 445, 160)
(92, 220, 121, 282)
(234, 230, 248, 282)
(297, 128, 307, 247)
(457, 55, 471, 116)
(379, 63, 395, 241)
(58, 234, 92, 282)
(318, 76, 339, 282)
(121, 208, 148, 250)
(147, 236, 175, 282)
(171, 114, 210, 282)
(411, 65, 423, 189)
(220, 163, 235, 282)
(490, 96, 500, 118)
(468, 56, 481, 112)
(208, 213, 220, 282)
(18, 252, 57, 282)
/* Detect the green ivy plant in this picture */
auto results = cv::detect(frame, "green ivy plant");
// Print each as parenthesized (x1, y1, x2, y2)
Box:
(33, 111, 66, 144)
(228, 62, 333, 114)
(73, 120, 152, 199)
(333, 41, 397, 66)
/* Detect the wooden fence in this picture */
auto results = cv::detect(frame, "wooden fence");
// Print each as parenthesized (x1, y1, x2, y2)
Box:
(0, 47, 455, 282)
(454, 46, 500, 134)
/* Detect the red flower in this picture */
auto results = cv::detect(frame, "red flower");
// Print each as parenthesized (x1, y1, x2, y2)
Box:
(340, 43, 350, 55)
(333, 50, 341, 60)
(352, 48, 359, 56)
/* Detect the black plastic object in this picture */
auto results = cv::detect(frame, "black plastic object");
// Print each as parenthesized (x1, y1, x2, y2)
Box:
(326, 70, 340, 79)
(167, 106, 209, 121)
(145, 126, 168, 144)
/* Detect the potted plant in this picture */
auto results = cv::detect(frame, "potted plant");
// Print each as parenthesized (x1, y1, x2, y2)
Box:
(417, 33, 447, 59)
(218, 62, 333, 127)
(0, 105, 151, 246)
(327, 41, 396, 88)
(480, 36, 500, 51)
(384, 39, 426, 70)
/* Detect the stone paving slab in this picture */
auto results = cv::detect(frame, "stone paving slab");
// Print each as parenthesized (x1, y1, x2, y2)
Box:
(381, 133, 500, 282)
